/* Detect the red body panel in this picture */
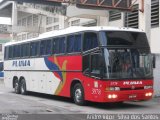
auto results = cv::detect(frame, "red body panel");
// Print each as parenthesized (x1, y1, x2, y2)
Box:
(47, 55, 153, 103)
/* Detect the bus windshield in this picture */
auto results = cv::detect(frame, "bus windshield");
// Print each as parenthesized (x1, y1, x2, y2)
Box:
(103, 49, 153, 79)
(94, 31, 153, 79)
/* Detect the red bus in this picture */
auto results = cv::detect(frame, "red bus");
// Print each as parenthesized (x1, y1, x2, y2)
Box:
(4, 26, 153, 105)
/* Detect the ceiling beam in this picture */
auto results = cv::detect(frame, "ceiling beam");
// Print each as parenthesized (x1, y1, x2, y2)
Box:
(10, 0, 61, 6)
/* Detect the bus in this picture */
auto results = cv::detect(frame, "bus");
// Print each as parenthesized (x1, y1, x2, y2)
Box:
(0, 61, 4, 78)
(4, 26, 153, 105)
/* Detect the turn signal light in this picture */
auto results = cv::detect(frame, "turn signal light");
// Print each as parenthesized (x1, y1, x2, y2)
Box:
(144, 86, 153, 89)
(106, 87, 120, 91)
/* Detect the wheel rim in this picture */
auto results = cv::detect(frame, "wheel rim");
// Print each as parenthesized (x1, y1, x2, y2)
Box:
(75, 88, 82, 102)
(21, 82, 26, 94)
(21, 83, 24, 93)
(15, 82, 18, 93)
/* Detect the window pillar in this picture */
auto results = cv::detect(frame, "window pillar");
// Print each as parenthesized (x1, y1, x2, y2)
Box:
(139, 0, 151, 44)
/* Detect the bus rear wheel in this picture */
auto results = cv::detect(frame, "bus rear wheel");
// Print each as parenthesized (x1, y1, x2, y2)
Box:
(20, 79, 27, 95)
(14, 80, 20, 94)
(73, 83, 85, 106)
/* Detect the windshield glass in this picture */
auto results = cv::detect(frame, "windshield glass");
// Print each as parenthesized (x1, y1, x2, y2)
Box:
(103, 48, 153, 79)
(100, 31, 150, 48)
(98, 31, 153, 79)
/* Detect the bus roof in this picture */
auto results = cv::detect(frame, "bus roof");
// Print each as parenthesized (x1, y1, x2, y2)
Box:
(5, 26, 144, 46)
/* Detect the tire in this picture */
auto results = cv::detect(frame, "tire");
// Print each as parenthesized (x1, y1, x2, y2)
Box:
(73, 83, 85, 106)
(20, 79, 27, 95)
(115, 101, 124, 106)
(14, 80, 20, 94)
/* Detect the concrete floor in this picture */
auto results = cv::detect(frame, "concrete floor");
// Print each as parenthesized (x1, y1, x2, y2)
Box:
(0, 81, 160, 120)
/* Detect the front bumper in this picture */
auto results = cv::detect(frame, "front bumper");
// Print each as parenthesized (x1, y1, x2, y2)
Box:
(104, 89, 153, 102)
(89, 89, 153, 103)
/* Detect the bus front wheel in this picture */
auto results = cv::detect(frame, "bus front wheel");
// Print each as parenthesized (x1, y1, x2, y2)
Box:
(20, 79, 27, 95)
(73, 83, 85, 106)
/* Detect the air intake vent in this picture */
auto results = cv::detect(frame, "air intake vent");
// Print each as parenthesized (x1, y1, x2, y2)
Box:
(125, 4, 139, 28)
(151, 0, 159, 27)
(109, 11, 121, 21)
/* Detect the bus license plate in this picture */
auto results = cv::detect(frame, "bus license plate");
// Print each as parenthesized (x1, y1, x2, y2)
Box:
(129, 94, 137, 99)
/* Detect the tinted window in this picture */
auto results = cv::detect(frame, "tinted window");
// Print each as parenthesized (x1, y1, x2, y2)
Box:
(67, 35, 74, 53)
(103, 31, 149, 47)
(13, 46, 16, 58)
(52, 37, 66, 54)
(21, 43, 30, 57)
(83, 55, 90, 74)
(4, 47, 9, 60)
(83, 32, 98, 51)
(67, 34, 81, 53)
(9, 46, 13, 59)
(46, 40, 52, 55)
(59, 37, 65, 54)
(0, 62, 3, 71)
(52, 38, 59, 54)
(40, 39, 51, 55)
(13, 45, 20, 58)
(75, 34, 82, 52)
(91, 54, 105, 76)
(30, 41, 39, 57)
(40, 40, 46, 55)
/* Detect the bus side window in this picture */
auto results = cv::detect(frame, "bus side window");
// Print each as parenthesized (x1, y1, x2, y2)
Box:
(46, 40, 51, 55)
(40, 40, 46, 55)
(67, 35, 74, 53)
(0, 62, 3, 71)
(30, 41, 39, 57)
(9, 46, 13, 59)
(83, 32, 98, 51)
(13, 46, 16, 58)
(21, 44, 24, 57)
(75, 34, 81, 52)
(83, 55, 90, 74)
(21, 43, 30, 57)
(59, 37, 65, 54)
(52, 38, 59, 54)
(13, 45, 20, 58)
(67, 34, 82, 53)
(4, 47, 9, 60)
(40, 39, 52, 56)
(25, 43, 30, 57)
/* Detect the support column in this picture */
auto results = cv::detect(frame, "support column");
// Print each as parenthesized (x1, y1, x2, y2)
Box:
(96, 16, 108, 26)
(139, 0, 151, 44)
(11, 1, 18, 40)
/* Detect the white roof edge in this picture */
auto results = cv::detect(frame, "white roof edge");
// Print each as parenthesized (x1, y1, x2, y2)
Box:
(5, 26, 144, 46)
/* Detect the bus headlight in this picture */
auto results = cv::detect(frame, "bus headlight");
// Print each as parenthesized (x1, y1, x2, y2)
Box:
(144, 86, 153, 89)
(106, 87, 120, 91)
(108, 95, 112, 99)
(112, 94, 118, 99)
(145, 92, 153, 97)
(108, 94, 118, 99)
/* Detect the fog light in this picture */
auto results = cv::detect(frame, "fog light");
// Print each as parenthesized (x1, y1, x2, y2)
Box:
(112, 94, 117, 99)
(145, 92, 152, 97)
(108, 94, 118, 99)
(145, 93, 149, 96)
(148, 92, 152, 96)
(108, 95, 112, 99)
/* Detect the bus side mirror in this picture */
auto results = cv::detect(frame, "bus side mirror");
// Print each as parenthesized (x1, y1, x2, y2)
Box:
(153, 55, 156, 68)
